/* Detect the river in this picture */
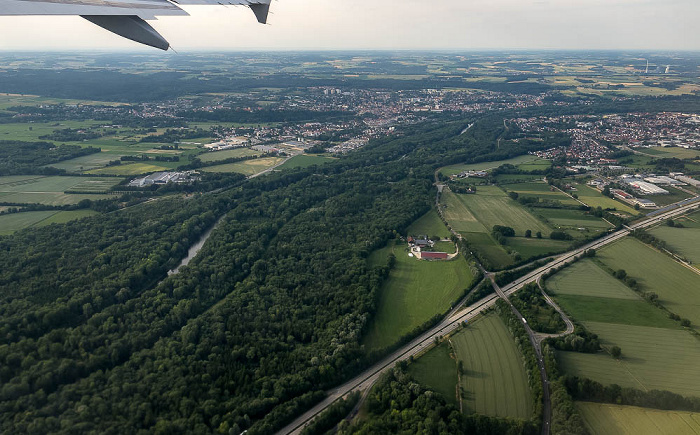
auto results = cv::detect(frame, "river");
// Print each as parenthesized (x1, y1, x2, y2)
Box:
(168, 215, 226, 276)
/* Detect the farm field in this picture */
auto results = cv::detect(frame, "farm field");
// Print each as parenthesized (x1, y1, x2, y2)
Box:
(452, 314, 533, 418)
(574, 184, 638, 215)
(408, 342, 458, 405)
(504, 181, 580, 206)
(0, 209, 97, 235)
(533, 208, 613, 231)
(555, 294, 679, 328)
(597, 238, 700, 329)
(201, 157, 285, 176)
(0, 176, 121, 205)
(440, 155, 541, 177)
(198, 148, 259, 162)
(278, 154, 337, 170)
(577, 402, 700, 435)
(505, 237, 571, 259)
(516, 159, 552, 171)
(546, 260, 639, 300)
(557, 322, 700, 398)
(407, 208, 451, 239)
(445, 185, 552, 236)
(363, 240, 475, 350)
(86, 162, 169, 176)
(650, 226, 700, 265)
(642, 189, 694, 207)
(47, 152, 125, 172)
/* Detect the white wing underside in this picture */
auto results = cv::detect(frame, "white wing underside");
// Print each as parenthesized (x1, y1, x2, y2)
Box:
(0, 0, 272, 49)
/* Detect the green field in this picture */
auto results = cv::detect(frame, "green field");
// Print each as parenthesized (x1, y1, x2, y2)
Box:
(598, 238, 700, 329)
(504, 181, 580, 206)
(506, 237, 571, 258)
(546, 260, 639, 300)
(440, 155, 541, 177)
(408, 342, 458, 405)
(48, 153, 125, 172)
(577, 402, 700, 435)
(574, 184, 638, 215)
(557, 322, 700, 398)
(407, 209, 451, 239)
(641, 147, 700, 160)
(201, 157, 285, 176)
(0, 209, 98, 235)
(650, 226, 700, 265)
(452, 314, 533, 418)
(86, 162, 169, 176)
(0, 176, 121, 205)
(198, 148, 259, 163)
(517, 159, 552, 171)
(363, 241, 475, 350)
(278, 154, 337, 170)
(534, 208, 613, 230)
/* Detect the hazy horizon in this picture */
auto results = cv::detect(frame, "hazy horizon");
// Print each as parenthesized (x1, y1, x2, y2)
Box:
(1, 0, 699, 51)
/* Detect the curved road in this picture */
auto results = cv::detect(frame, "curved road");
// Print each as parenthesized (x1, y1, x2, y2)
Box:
(277, 197, 700, 435)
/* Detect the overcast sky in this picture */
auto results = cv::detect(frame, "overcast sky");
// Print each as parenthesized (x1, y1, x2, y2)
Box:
(0, 0, 698, 51)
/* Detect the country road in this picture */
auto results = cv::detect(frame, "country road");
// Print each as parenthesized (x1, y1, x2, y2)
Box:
(277, 196, 700, 435)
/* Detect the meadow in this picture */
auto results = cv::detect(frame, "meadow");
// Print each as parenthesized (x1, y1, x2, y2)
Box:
(48, 153, 124, 172)
(650, 226, 700, 265)
(505, 237, 571, 259)
(452, 314, 533, 418)
(533, 208, 613, 231)
(597, 238, 700, 329)
(363, 240, 475, 350)
(0, 176, 121, 205)
(202, 157, 285, 176)
(641, 147, 700, 160)
(577, 402, 700, 435)
(503, 181, 580, 206)
(408, 342, 458, 405)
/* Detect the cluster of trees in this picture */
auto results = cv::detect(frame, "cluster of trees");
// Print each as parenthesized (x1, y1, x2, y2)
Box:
(540, 345, 589, 435)
(0, 140, 100, 175)
(510, 283, 566, 334)
(301, 392, 360, 435)
(545, 325, 601, 353)
(38, 128, 103, 142)
(139, 128, 210, 143)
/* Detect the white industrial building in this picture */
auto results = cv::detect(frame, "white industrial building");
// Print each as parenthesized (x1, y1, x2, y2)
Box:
(627, 180, 669, 195)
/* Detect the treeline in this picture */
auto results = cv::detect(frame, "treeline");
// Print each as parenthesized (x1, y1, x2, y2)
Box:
(38, 128, 103, 142)
(180, 108, 354, 124)
(139, 127, 210, 143)
(0, 140, 100, 175)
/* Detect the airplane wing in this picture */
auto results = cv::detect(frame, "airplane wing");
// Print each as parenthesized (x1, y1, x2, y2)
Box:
(0, 0, 271, 50)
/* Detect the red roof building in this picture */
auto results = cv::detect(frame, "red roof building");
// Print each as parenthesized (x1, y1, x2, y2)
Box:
(421, 252, 448, 260)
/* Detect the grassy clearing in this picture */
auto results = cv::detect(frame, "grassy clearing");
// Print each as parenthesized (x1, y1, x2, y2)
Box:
(574, 184, 638, 215)
(363, 241, 475, 351)
(36, 210, 98, 226)
(440, 155, 540, 176)
(557, 322, 700, 398)
(598, 238, 700, 329)
(407, 209, 451, 238)
(642, 147, 700, 160)
(546, 260, 639, 300)
(441, 189, 488, 233)
(408, 342, 458, 405)
(452, 314, 533, 418)
(0, 209, 97, 235)
(650, 226, 700, 265)
(577, 402, 700, 435)
(517, 159, 552, 171)
(198, 148, 259, 163)
(278, 154, 336, 170)
(86, 162, 168, 176)
(202, 157, 285, 176)
(461, 232, 514, 268)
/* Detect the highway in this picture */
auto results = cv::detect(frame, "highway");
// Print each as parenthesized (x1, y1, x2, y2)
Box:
(277, 196, 700, 435)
